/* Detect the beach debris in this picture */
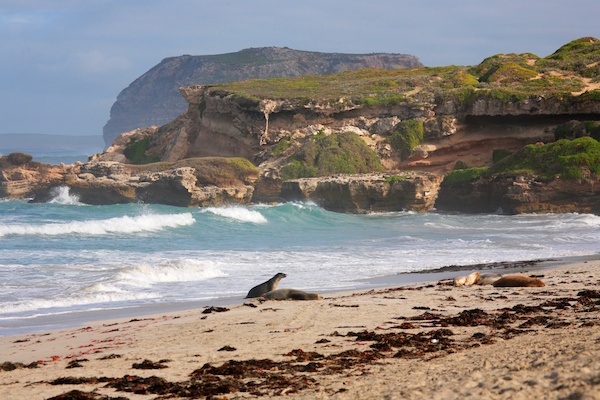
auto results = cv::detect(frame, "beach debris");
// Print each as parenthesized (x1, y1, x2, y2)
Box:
(0, 361, 39, 371)
(201, 306, 230, 314)
(131, 359, 169, 369)
(39, 287, 600, 399)
(66, 359, 88, 369)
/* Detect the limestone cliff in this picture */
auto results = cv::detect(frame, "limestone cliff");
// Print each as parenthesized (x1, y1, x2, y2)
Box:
(103, 47, 422, 145)
(5, 38, 600, 214)
(281, 173, 443, 213)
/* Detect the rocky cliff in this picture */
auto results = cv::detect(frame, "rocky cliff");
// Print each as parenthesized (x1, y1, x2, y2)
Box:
(103, 47, 422, 145)
(5, 38, 600, 214)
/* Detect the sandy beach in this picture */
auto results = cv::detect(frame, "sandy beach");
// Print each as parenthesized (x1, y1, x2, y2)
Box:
(1, 258, 600, 400)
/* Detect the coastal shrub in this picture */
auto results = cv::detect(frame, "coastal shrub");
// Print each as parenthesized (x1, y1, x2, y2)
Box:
(491, 137, 600, 179)
(388, 119, 424, 160)
(441, 167, 488, 187)
(492, 149, 513, 164)
(584, 121, 600, 141)
(450, 71, 479, 88)
(271, 138, 292, 156)
(2, 152, 33, 167)
(479, 61, 538, 84)
(453, 160, 469, 170)
(280, 132, 384, 180)
(124, 138, 159, 165)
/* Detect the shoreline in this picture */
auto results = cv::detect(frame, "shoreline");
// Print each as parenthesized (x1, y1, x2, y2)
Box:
(3, 254, 597, 338)
(1, 256, 600, 399)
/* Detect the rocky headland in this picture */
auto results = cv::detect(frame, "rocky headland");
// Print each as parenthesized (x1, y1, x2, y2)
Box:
(103, 47, 422, 146)
(2, 37, 600, 214)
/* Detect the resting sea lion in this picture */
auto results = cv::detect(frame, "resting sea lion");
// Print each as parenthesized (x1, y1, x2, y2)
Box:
(492, 274, 545, 287)
(454, 272, 480, 287)
(245, 272, 287, 298)
(263, 288, 323, 300)
(475, 273, 503, 285)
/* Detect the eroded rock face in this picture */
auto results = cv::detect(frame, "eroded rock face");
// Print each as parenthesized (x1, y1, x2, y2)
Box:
(435, 175, 600, 214)
(2, 161, 256, 207)
(281, 173, 444, 213)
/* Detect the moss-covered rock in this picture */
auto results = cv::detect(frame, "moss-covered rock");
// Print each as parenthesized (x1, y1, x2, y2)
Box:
(491, 137, 600, 180)
(281, 132, 384, 180)
(388, 119, 424, 160)
(124, 137, 160, 165)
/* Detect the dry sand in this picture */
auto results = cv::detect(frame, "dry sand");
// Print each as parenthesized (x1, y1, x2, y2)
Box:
(1, 258, 600, 400)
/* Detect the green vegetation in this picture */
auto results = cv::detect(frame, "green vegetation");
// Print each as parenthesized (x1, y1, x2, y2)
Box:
(124, 138, 160, 165)
(385, 175, 408, 185)
(453, 160, 469, 170)
(479, 61, 538, 84)
(200, 37, 598, 114)
(443, 137, 600, 186)
(450, 71, 479, 88)
(492, 149, 513, 164)
(491, 137, 600, 180)
(539, 37, 600, 78)
(388, 119, 424, 159)
(555, 120, 600, 141)
(271, 138, 292, 156)
(441, 167, 489, 187)
(280, 132, 384, 180)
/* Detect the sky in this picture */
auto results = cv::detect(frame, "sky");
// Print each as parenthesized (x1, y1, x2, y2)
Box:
(1, 0, 599, 138)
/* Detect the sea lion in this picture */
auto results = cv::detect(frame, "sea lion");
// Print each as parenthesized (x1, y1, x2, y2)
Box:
(475, 273, 503, 285)
(454, 272, 480, 287)
(492, 274, 545, 287)
(245, 272, 287, 298)
(263, 288, 323, 300)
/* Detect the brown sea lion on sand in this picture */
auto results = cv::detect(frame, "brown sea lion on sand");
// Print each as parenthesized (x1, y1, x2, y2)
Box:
(492, 274, 545, 287)
(263, 288, 323, 300)
(475, 273, 503, 285)
(245, 273, 287, 298)
(454, 272, 480, 287)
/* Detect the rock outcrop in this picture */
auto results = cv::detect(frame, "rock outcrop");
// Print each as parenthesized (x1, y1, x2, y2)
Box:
(436, 174, 600, 215)
(103, 47, 422, 145)
(281, 173, 443, 213)
(1, 158, 258, 207)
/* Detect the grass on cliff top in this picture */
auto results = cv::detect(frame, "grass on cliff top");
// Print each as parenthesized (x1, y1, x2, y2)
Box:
(206, 37, 598, 107)
(127, 157, 259, 187)
(443, 137, 600, 186)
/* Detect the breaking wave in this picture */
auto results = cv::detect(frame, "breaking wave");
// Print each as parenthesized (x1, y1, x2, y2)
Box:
(0, 212, 195, 237)
(203, 206, 267, 224)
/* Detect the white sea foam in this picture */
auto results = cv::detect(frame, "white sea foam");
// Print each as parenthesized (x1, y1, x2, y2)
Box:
(203, 206, 267, 224)
(0, 213, 195, 237)
(115, 259, 227, 287)
(47, 186, 83, 205)
(0, 283, 157, 315)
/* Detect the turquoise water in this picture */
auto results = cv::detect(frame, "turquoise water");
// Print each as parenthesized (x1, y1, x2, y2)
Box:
(1, 187, 599, 335)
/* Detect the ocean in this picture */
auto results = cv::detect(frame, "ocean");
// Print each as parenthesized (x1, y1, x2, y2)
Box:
(1, 187, 599, 336)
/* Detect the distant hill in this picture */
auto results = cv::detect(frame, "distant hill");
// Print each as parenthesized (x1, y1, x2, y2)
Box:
(103, 46, 422, 145)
